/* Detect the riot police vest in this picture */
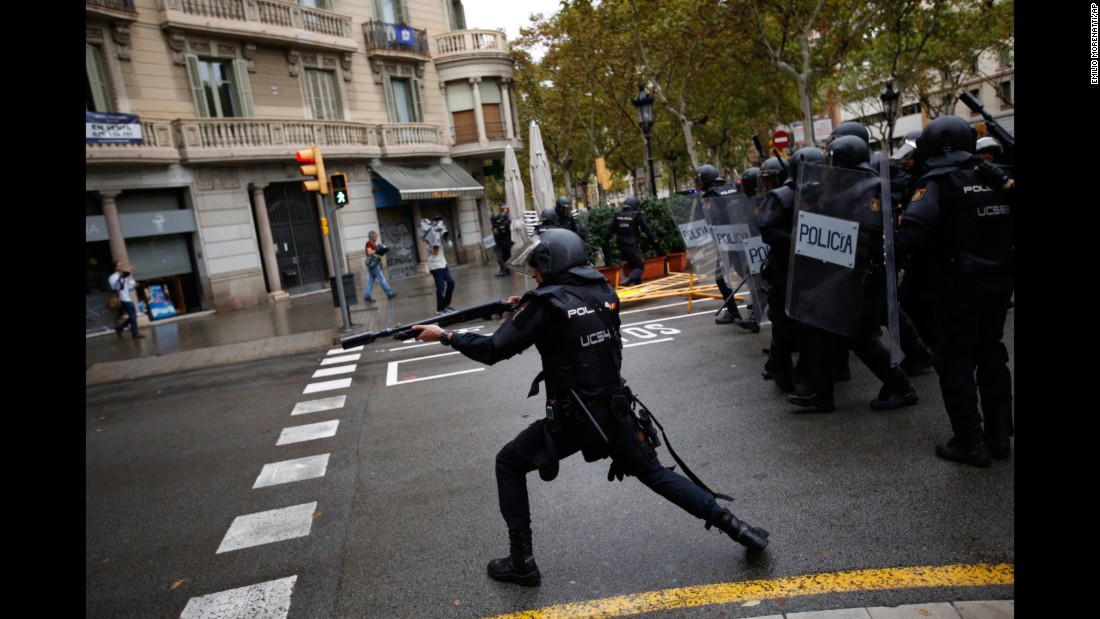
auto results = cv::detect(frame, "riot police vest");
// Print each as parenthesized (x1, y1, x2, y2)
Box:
(909, 166, 1014, 283)
(528, 283, 623, 402)
(492, 216, 511, 242)
(612, 210, 643, 245)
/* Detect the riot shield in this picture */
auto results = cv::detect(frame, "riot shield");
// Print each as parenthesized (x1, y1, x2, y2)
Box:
(706, 193, 770, 325)
(665, 193, 717, 284)
(878, 154, 901, 366)
(786, 162, 884, 337)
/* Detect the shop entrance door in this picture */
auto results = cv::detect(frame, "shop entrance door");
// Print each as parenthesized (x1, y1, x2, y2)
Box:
(266, 185, 326, 295)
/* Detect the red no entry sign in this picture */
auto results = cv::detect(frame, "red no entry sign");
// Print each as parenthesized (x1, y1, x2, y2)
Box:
(772, 130, 790, 149)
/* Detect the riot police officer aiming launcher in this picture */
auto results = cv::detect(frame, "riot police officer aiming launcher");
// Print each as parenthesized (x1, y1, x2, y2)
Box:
(410, 228, 770, 587)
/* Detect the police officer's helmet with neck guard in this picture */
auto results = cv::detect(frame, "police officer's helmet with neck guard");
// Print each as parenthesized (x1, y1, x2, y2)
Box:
(623, 196, 640, 209)
(917, 115, 977, 168)
(694, 164, 721, 191)
(758, 157, 788, 191)
(829, 121, 870, 145)
(508, 228, 589, 281)
(788, 147, 824, 184)
(826, 135, 871, 170)
(739, 167, 761, 196)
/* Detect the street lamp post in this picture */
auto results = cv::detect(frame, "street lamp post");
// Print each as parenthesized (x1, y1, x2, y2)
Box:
(879, 81, 900, 156)
(632, 83, 657, 198)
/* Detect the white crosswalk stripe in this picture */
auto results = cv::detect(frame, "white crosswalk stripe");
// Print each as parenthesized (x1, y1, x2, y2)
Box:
(303, 377, 352, 393)
(180, 576, 297, 619)
(291, 395, 346, 416)
(253, 454, 330, 489)
(276, 420, 339, 446)
(217, 502, 317, 553)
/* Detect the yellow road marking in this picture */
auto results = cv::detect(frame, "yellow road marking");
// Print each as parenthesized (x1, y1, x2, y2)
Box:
(482, 563, 1013, 619)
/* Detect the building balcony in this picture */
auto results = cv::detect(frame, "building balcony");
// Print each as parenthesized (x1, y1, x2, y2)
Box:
(156, 0, 357, 53)
(432, 30, 513, 82)
(87, 0, 138, 21)
(363, 20, 430, 61)
(86, 117, 454, 166)
(449, 121, 523, 158)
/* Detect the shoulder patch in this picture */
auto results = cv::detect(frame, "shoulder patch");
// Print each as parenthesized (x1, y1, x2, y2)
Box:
(910, 188, 926, 202)
(870, 198, 881, 212)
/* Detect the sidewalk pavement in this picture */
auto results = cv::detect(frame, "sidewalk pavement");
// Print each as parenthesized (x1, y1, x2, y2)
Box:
(84, 260, 1014, 618)
(86, 261, 531, 386)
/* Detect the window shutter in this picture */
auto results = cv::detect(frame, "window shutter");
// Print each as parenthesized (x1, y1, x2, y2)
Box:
(233, 59, 254, 117)
(410, 77, 422, 122)
(185, 55, 210, 118)
(86, 43, 113, 112)
(382, 75, 397, 122)
(395, 0, 409, 24)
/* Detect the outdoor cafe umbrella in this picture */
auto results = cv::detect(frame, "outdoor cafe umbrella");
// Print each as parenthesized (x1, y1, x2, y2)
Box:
(527, 121, 557, 221)
(504, 144, 529, 247)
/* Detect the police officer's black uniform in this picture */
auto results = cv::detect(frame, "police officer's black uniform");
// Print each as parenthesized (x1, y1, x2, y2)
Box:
(605, 196, 657, 286)
(428, 229, 769, 586)
(896, 116, 1014, 467)
(491, 208, 513, 277)
(757, 165, 803, 391)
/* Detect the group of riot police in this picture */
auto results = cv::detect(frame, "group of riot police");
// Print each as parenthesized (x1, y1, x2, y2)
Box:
(697, 115, 1013, 469)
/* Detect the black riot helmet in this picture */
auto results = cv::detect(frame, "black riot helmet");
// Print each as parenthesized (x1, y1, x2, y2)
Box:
(508, 228, 589, 281)
(739, 167, 761, 196)
(757, 157, 788, 192)
(540, 207, 559, 226)
(826, 135, 871, 170)
(694, 164, 722, 192)
(623, 196, 640, 210)
(555, 195, 572, 217)
(917, 115, 977, 169)
(829, 121, 870, 145)
(788, 147, 824, 184)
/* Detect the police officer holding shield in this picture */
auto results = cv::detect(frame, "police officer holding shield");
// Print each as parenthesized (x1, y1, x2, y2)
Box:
(412, 229, 770, 586)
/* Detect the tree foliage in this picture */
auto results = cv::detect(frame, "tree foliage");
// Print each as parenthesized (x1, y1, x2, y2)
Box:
(507, 0, 1013, 197)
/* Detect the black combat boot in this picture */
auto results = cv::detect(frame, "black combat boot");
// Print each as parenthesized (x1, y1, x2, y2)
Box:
(713, 510, 769, 553)
(982, 403, 1014, 460)
(935, 437, 991, 468)
(487, 532, 541, 586)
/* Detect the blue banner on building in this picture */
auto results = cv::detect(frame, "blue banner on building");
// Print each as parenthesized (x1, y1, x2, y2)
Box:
(393, 25, 415, 46)
(86, 111, 143, 145)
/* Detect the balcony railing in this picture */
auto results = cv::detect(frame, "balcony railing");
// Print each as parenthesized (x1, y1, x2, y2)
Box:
(363, 20, 429, 57)
(160, 0, 353, 42)
(87, 0, 136, 12)
(87, 117, 455, 164)
(433, 30, 509, 60)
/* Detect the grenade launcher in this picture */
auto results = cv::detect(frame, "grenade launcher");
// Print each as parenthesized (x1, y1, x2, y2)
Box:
(340, 299, 517, 349)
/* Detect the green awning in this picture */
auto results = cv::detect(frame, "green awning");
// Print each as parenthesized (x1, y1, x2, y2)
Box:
(370, 162, 484, 200)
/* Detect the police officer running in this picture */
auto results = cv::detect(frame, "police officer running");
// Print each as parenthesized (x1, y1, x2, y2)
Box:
(491, 205, 513, 277)
(896, 116, 1015, 467)
(412, 229, 769, 586)
(605, 196, 659, 287)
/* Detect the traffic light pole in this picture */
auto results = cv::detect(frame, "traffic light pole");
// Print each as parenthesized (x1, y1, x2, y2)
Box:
(324, 194, 353, 332)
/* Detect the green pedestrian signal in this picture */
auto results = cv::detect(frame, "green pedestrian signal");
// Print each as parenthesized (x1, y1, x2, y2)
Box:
(330, 173, 349, 208)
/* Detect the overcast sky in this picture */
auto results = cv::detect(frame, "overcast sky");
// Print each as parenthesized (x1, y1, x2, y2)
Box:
(461, 0, 561, 42)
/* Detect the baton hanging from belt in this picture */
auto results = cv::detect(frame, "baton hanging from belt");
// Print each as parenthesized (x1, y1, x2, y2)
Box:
(568, 388, 609, 444)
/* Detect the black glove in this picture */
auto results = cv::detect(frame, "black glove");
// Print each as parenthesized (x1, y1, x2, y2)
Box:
(607, 460, 626, 482)
(976, 162, 1011, 190)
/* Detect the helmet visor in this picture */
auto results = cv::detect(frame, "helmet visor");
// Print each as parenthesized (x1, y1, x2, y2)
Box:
(507, 234, 544, 278)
